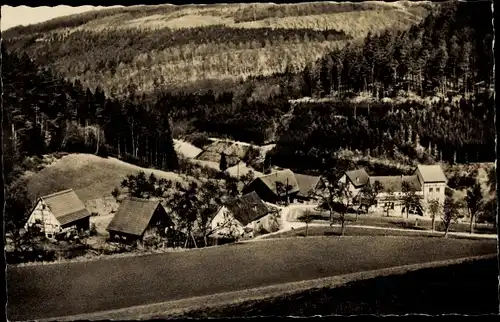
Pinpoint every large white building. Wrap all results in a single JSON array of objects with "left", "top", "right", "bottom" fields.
[{"left": 341, "top": 165, "right": 447, "bottom": 216}]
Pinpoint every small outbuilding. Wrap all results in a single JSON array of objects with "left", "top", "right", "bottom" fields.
[
  {"left": 24, "top": 189, "right": 91, "bottom": 238},
  {"left": 106, "top": 197, "right": 173, "bottom": 243}
]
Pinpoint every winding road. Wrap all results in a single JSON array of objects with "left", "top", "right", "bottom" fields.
[{"left": 7, "top": 236, "right": 496, "bottom": 321}]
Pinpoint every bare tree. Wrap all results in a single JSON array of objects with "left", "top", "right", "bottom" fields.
[
  {"left": 427, "top": 198, "right": 441, "bottom": 231},
  {"left": 298, "top": 209, "right": 315, "bottom": 237}
]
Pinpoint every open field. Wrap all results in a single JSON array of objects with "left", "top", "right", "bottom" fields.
[
  {"left": 262, "top": 225, "right": 497, "bottom": 241},
  {"left": 7, "top": 236, "right": 496, "bottom": 320},
  {"left": 176, "top": 257, "right": 499, "bottom": 317},
  {"left": 23, "top": 153, "right": 187, "bottom": 202}
]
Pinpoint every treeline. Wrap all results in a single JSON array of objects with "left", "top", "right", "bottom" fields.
[
  {"left": 302, "top": 1, "right": 494, "bottom": 98},
  {"left": 233, "top": 2, "right": 405, "bottom": 23},
  {"left": 269, "top": 93, "right": 495, "bottom": 173},
  {"left": 154, "top": 85, "right": 293, "bottom": 145},
  {"left": 2, "top": 4, "right": 183, "bottom": 37},
  {"left": 6, "top": 26, "right": 348, "bottom": 70},
  {"left": 2, "top": 46, "right": 179, "bottom": 187}
]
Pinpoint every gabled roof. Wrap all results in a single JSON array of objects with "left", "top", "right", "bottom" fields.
[
  {"left": 416, "top": 165, "right": 447, "bottom": 183},
  {"left": 225, "top": 192, "right": 270, "bottom": 226},
  {"left": 345, "top": 169, "right": 370, "bottom": 187},
  {"left": 106, "top": 197, "right": 167, "bottom": 236},
  {"left": 369, "top": 175, "right": 422, "bottom": 193},
  {"left": 39, "top": 189, "right": 90, "bottom": 226},
  {"left": 294, "top": 173, "right": 322, "bottom": 198},
  {"left": 256, "top": 169, "right": 300, "bottom": 196}
]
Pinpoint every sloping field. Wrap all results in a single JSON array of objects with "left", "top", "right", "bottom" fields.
[
  {"left": 7, "top": 236, "right": 496, "bottom": 320},
  {"left": 23, "top": 153, "right": 186, "bottom": 202}
]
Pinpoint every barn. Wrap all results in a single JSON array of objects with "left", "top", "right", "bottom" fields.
[
  {"left": 106, "top": 197, "right": 173, "bottom": 244},
  {"left": 24, "top": 189, "right": 91, "bottom": 238},
  {"left": 242, "top": 169, "right": 300, "bottom": 204}
]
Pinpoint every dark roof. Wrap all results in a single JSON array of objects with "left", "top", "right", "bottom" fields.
[
  {"left": 106, "top": 197, "right": 166, "bottom": 236},
  {"left": 345, "top": 169, "right": 370, "bottom": 187},
  {"left": 416, "top": 165, "right": 447, "bottom": 183},
  {"left": 196, "top": 150, "right": 240, "bottom": 167},
  {"left": 225, "top": 192, "right": 269, "bottom": 226},
  {"left": 256, "top": 169, "right": 300, "bottom": 196},
  {"left": 294, "top": 173, "right": 321, "bottom": 197},
  {"left": 40, "top": 189, "right": 90, "bottom": 226},
  {"left": 369, "top": 175, "right": 422, "bottom": 193}
]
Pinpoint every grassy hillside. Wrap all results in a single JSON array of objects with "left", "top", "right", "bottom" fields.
[
  {"left": 3, "top": 1, "right": 433, "bottom": 96},
  {"left": 22, "top": 153, "right": 186, "bottom": 202}
]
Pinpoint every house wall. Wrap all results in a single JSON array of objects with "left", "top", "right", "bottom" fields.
[
  {"left": 25, "top": 200, "right": 61, "bottom": 237},
  {"left": 251, "top": 212, "right": 282, "bottom": 234},
  {"left": 211, "top": 206, "right": 245, "bottom": 238},
  {"left": 61, "top": 216, "right": 90, "bottom": 232},
  {"left": 339, "top": 174, "right": 362, "bottom": 198}
]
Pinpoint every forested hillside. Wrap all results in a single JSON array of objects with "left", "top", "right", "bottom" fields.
[
  {"left": 2, "top": 47, "right": 179, "bottom": 188},
  {"left": 3, "top": 1, "right": 433, "bottom": 96},
  {"left": 268, "top": 0, "right": 495, "bottom": 171}
]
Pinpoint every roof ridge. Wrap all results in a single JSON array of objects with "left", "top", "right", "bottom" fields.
[
  {"left": 126, "top": 197, "right": 161, "bottom": 203},
  {"left": 40, "top": 189, "right": 74, "bottom": 199}
]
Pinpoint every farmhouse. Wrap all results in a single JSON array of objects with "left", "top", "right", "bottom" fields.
[
  {"left": 211, "top": 192, "right": 277, "bottom": 238},
  {"left": 242, "top": 169, "right": 300, "bottom": 204},
  {"left": 294, "top": 173, "right": 323, "bottom": 203},
  {"left": 24, "top": 189, "right": 91, "bottom": 238},
  {"left": 344, "top": 164, "right": 447, "bottom": 216},
  {"left": 106, "top": 197, "right": 173, "bottom": 243}
]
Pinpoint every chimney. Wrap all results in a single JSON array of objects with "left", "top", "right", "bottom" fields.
[{"left": 356, "top": 176, "right": 359, "bottom": 183}]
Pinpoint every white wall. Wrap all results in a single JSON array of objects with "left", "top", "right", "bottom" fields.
[
  {"left": 25, "top": 200, "right": 61, "bottom": 236},
  {"left": 211, "top": 206, "right": 245, "bottom": 237}
]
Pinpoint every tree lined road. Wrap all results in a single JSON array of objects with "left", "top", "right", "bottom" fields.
[{"left": 7, "top": 236, "right": 497, "bottom": 321}]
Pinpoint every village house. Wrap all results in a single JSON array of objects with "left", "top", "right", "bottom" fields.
[
  {"left": 106, "top": 197, "right": 173, "bottom": 244},
  {"left": 211, "top": 192, "right": 278, "bottom": 239},
  {"left": 338, "top": 168, "right": 370, "bottom": 198},
  {"left": 294, "top": 173, "right": 323, "bottom": 203},
  {"left": 24, "top": 189, "right": 91, "bottom": 238},
  {"left": 242, "top": 169, "right": 300, "bottom": 204},
  {"left": 343, "top": 165, "right": 447, "bottom": 217}
]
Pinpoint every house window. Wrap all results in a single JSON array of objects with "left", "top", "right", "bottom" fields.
[
  {"left": 47, "top": 233, "right": 53, "bottom": 238},
  {"left": 436, "top": 187, "right": 440, "bottom": 193},
  {"left": 429, "top": 187, "right": 433, "bottom": 193}
]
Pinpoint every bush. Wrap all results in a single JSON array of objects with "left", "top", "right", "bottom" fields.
[
  {"left": 185, "top": 132, "right": 211, "bottom": 149},
  {"left": 89, "top": 223, "right": 98, "bottom": 236}
]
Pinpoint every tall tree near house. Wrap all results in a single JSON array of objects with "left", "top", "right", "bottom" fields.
[
  {"left": 402, "top": 181, "right": 420, "bottom": 219},
  {"left": 313, "top": 167, "right": 352, "bottom": 236},
  {"left": 219, "top": 152, "right": 228, "bottom": 172},
  {"left": 358, "top": 180, "right": 382, "bottom": 214},
  {"left": 275, "top": 180, "right": 294, "bottom": 206},
  {"left": 442, "top": 194, "right": 459, "bottom": 237},
  {"left": 427, "top": 198, "right": 441, "bottom": 232},
  {"left": 465, "top": 182, "right": 483, "bottom": 234}
]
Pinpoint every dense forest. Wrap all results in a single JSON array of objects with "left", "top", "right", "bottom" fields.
[
  {"left": 302, "top": 1, "right": 494, "bottom": 98},
  {"left": 2, "top": 46, "right": 179, "bottom": 188},
  {"left": 3, "top": 1, "right": 494, "bottom": 175}
]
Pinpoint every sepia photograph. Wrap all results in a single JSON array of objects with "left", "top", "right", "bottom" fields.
[{"left": 2, "top": 0, "right": 497, "bottom": 320}]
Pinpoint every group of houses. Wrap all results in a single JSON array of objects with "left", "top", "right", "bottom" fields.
[{"left": 24, "top": 164, "right": 447, "bottom": 244}]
